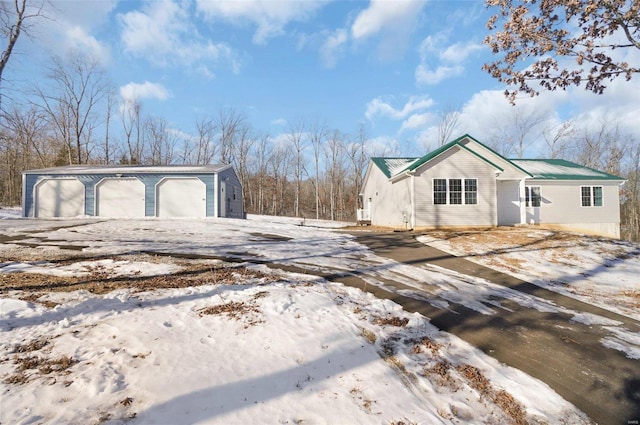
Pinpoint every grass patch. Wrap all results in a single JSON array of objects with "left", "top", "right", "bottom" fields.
[
  {"left": 456, "top": 364, "right": 528, "bottom": 425},
  {"left": 373, "top": 315, "right": 409, "bottom": 327}
]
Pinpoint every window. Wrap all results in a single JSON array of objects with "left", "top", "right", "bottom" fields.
[
  {"left": 433, "top": 178, "right": 477, "bottom": 205},
  {"left": 449, "top": 179, "right": 462, "bottom": 204},
  {"left": 465, "top": 179, "right": 477, "bottom": 205},
  {"left": 581, "top": 186, "right": 603, "bottom": 207},
  {"left": 434, "top": 179, "right": 447, "bottom": 205},
  {"left": 525, "top": 186, "right": 541, "bottom": 207}
]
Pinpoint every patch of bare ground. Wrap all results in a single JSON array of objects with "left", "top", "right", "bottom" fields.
[
  {"left": 4, "top": 353, "right": 77, "bottom": 385},
  {"left": 456, "top": 364, "right": 528, "bottom": 425},
  {"left": 0, "top": 254, "right": 279, "bottom": 295},
  {"left": 373, "top": 315, "right": 410, "bottom": 327},
  {"left": 197, "top": 291, "right": 268, "bottom": 327}
]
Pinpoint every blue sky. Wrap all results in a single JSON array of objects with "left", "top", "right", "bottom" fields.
[{"left": 6, "top": 0, "right": 640, "bottom": 158}]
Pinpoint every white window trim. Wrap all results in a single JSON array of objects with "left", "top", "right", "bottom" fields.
[
  {"left": 525, "top": 186, "right": 541, "bottom": 208},
  {"left": 432, "top": 178, "right": 478, "bottom": 206},
  {"left": 580, "top": 185, "right": 604, "bottom": 207}
]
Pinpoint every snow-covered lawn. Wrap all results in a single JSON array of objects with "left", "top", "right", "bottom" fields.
[
  {"left": 0, "top": 212, "right": 631, "bottom": 424},
  {"left": 417, "top": 228, "right": 640, "bottom": 321}
]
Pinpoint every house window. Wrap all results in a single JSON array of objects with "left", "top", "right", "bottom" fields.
[
  {"left": 449, "top": 179, "right": 462, "bottom": 204},
  {"left": 434, "top": 179, "right": 447, "bottom": 205},
  {"left": 433, "top": 178, "right": 478, "bottom": 205},
  {"left": 525, "top": 186, "right": 541, "bottom": 207},
  {"left": 581, "top": 186, "right": 603, "bottom": 207},
  {"left": 465, "top": 179, "right": 477, "bottom": 205}
]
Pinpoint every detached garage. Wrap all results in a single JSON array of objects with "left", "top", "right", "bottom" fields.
[{"left": 22, "top": 165, "right": 244, "bottom": 219}]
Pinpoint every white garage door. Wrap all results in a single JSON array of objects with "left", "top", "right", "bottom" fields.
[
  {"left": 35, "top": 178, "right": 85, "bottom": 218},
  {"left": 96, "top": 178, "right": 146, "bottom": 218},
  {"left": 156, "top": 177, "right": 206, "bottom": 218}
]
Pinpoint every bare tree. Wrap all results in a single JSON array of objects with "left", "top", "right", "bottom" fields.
[
  {"left": 231, "top": 124, "right": 254, "bottom": 210},
  {"left": 345, "top": 123, "right": 368, "bottom": 210},
  {"left": 543, "top": 119, "right": 575, "bottom": 159},
  {"left": 216, "top": 107, "right": 245, "bottom": 164},
  {"left": 0, "top": 0, "right": 47, "bottom": 109},
  {"left": 308, "top": 119, "right": 327, "bottom": 219},
  {"left": 489, "top": 106, "right": 548, "bottom": 157},
  {"left": 287, "top": 119, "right": 307, "bottom": 217},
  {"left": 144, "top": 115, "right": 176, "bottom": 165},
  {"left": 435, "top": 105, "right": 461, "bottom": 146},
  {"left": 35, "top": 53, "right": 108, "bottom": 164},
  {"left": 572, "top": 119, "right": 628, "bottom": 175},
  {"left": 194, "top": 116, "right": 217, "bottom": 165},
  {"left": 484, "top": 0, "right": 640, "bottom": 102},
  {"left": 121, "top": 98, "right": 141, "bottom": 164}
]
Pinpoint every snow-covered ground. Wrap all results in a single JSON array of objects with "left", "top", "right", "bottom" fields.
[
  {"left": 0, "top": 211, "right": 634, "bottom": 424},
  {"left": 417, "top": 229, "right": 640, "bottom": 321}
]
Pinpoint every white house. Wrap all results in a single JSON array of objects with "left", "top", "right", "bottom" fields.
[
  {"left": 22, "top": 165, "right": 244, "bottom": 219},
  {"left": 359, "top": 134, "right": 625, "bottom": 238}
]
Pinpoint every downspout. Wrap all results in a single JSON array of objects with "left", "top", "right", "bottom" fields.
[
  {"left": 410, "top": 173, "right": 416, "bottom": 229},
  {"left": 519, "top": 179, "right": 526, "bottom": 224},
  {"left": 213, "top": 172, "right": 219, "bottom": 218}
]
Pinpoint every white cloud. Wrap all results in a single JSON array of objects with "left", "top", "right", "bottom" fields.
[
  {"left": 351, "top": 0, "right": 424, "bottom": 41},
  {"left": 63, "top": 26, "right": 111, "bottom": 64},
  {"left": 271, "top": 118, "right": 288, "bottom": 126},
  {"left": 118, "top": 0, "right": 237, "bottom": 70},
  {"left": 440, "top": 41, "right": 484, "bottom": 64},
  {"left": 350, "top": 0, "right": 425, "bottom": 60},
  {"left": 119, "top": 81, "right": 171, "bottom": 103},
  {"left": 196, "top": 0, "right": 328, "bottom": 44},
  {"left": 415, "top": 33, "right": 483, "bottom": 85},
  {"left": 365, "top": 96, "right": 434, "bottom": 121},
  {"left": 320, "top": 28, "right": 348, "bottom": 68},
  {"left": 415, "top": 64, "right": 464, "bottom": 85},
  {"left": 400, "top": 112, "right": 434, "bottom": 132},
  {"left": 32, "top": 1, "right": 114, "bottom": 63}
]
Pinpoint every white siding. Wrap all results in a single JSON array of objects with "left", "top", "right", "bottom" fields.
[
  {"left": 497, "top": 180, "right": 521, "bottom": 225},
  {"left": 362, "top": 164, "right": 411, "bottom": 227},
  {"left": 413, "top": 147, "right": 497, "bottom": 227},
  {"left": 460, "top": 138, "right": 529, "bottom": 180},
  {"left": 526, "top": 180, "right": 621, "bottom": 238}
]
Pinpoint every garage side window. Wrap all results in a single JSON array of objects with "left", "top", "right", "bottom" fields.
[
  {"left": 581, "top": 186, "right": 603, "bottom": 207},
  {"left": 525, "top": 186, "right": 541, "bottom": 207}
]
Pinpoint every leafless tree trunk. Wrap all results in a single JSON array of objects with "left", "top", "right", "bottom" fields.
[
  {"left": 217, "top": 107, "right": 244, "bottom": 164},
  {"left": 543, "top": 120, "right": 574, "bottom": 159},
  {"left": 35, "top": 53, "right": 107, "bottom": 164},
  {"left": 194, "top": 116, "right": 217, "bottom": 165},
  {"left": 435, "top": 105, "right": 461, "bottom": 146},
  {"left": 308, "top": 119, "right": 327, "bottom": 219},
  {"left": 0, "top": 0, "right": 46, "bottom": 110},
  {"left": 121, "top": 98, "right": 141, "bottom": 164},
  {"left": 489, "top": 106, "right": 549, "bottom": 158},
  {"left": 287, "top": 119, "right": 306, "bottom": 217}
]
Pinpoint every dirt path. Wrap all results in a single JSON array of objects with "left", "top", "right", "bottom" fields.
[{"left": 347, "top": 231, "right": 640, "bottom": 425}]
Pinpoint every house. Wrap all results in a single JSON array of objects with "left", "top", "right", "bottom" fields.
[
  {"left": 22, "top": 165, "right": 244, "bottom": 219},
  {"left": 358, "top": 134, "right": 625, "bottom": 238}
]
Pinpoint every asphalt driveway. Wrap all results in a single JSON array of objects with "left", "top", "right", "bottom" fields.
[{"left": 345, "top": 231, "right": 640, "bottom": 425}]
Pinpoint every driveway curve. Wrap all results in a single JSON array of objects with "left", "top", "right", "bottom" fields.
[{"left": 346, "top": 231, "right": 640, "bottom": 425}]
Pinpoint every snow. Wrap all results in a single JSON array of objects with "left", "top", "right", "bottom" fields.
[
  {"left": 417, "top": 230, "right": 640, "bottom": 321},
  {"left": 0, "top": 214, "right": 630, "bottom": 424}
]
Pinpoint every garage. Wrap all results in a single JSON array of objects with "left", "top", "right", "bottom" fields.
[
  {"left": 156, "top": 177, "right": 206, "bottom": 218},
  {"left": 23, "top": 165, "right": 244, "bottom": 219},
  {"left": 35, "top": 178, "right": 85, "bottom": 218},
  {"left": 95, "top": 178, "right": 145, "bottom": 218}
]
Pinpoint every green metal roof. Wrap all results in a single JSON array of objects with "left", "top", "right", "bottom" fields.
[
  {"left": 510, "top": 159, "right": 625, "bottom": 180},
  {"left": 393, "top": 134, "right": 505, "bottom": 176},
  {"left": 370, "top": 157, "right": 419, "bottom": 178},
  {"left": 369, "top": 134, "right": 622, "bottom": 182}
]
